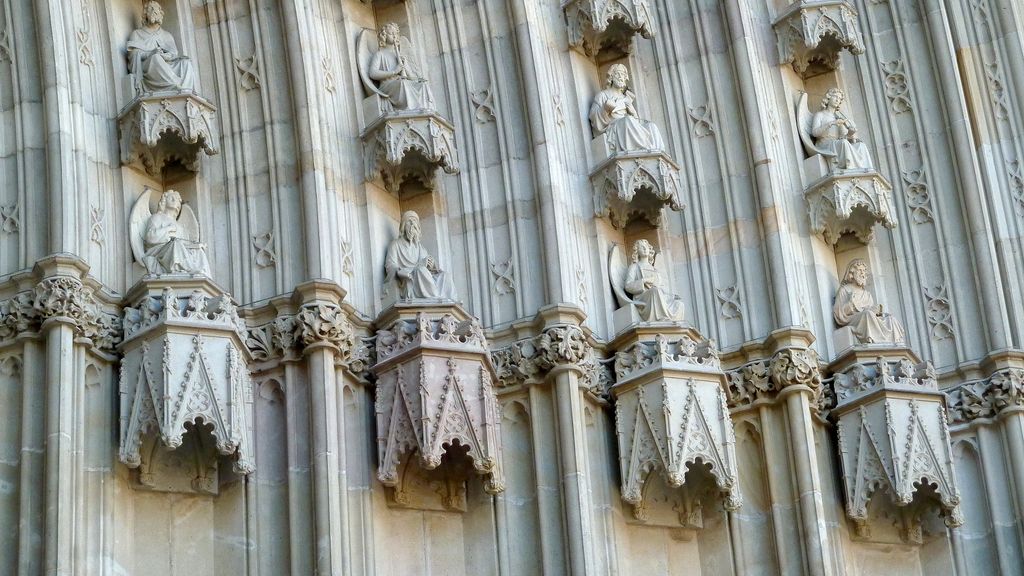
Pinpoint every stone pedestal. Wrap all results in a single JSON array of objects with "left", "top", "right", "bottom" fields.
[
  {"left": 361, "top": 96, "right": 459, "bottom": 193},
  {"left": 118, "top": 276, "right": 254, "bottom": 494},
  {"left": 563, "top": 0, "right": 655, "bottom": 59},
  {"left": 372, "top": 301, "right": 504, "bottom": 509},
  {"left": 830, "top": 347, "right": 962, "bottom": 542},
  {"left": 609, "top": 324, "right": 740, "bottom": 528},
  {"left": 118, "top": 91, "right": 220, "bottom": 175},
  {"left": 590, "top": 138, "right": 683, "bottom": 228},
  {"left": 774, "top": 0, "right": 865, "bottom": 77},
  {"left": 804, "top": 165, "right": 896, "bottom": 245}
]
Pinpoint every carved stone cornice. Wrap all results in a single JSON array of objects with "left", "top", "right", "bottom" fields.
[
  {"left": 0, "top": 275, "right": 121, "bottom": 352},
  {"left": 947, "top": 368, "right": 1024, "bottom": 424},
  {"left": 563, "top": 0, "right": 655, "bottom": 60},
  {"left": 774, "top": 0, "right": 865, "bottom": 78},
  {"left": 362, "top": 109, "right": 459, "bottom": 193},
  {"left": 491, "top": 323, "right": 610, "bottom": 393},
  {"left": 805, "top": 171, "right": 897, "bottom": 245},
  {"left": 118, "top": 92, "right": 220, "bottom": 175}
]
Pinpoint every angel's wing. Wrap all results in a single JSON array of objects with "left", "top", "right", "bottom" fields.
[
  {"left": 796, "top": 91, "right": 833, "bottom": 158},
  {"left": 177, "top": 203, "right": 201, "bottom": 243},
  {"left": 608, "top": 243, "right": 633, "bottom": 308},
  {"left": 357, "top": 29, "right": 388, "bottom": 98},
  {"left": 128, "top": 188, "right": 156, "bottom": 265}
]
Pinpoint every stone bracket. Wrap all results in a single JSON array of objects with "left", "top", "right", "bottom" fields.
[
  {"left": 831, "top": 348, "right": 962, "bottom": 542},
  {"left": 563, "top": 0, "right": 655, "bottom": 60},
  {"left": 611, "top": 327, "right": 741, "bottom": 525},
  {"left": 805, "top": 170, "right": 896, "bottom": 245},
  {"left": 774, "top": 0, "right": 865, "bottom": 77},
  {"left": 591, "top": 152, "right": 683, "bottom": 229},
  {"left": 362, "top": 111, "right": 459, "bottom": 193},
  {"left": 118, "top": 91, "right": 220, "bottom": 176}
]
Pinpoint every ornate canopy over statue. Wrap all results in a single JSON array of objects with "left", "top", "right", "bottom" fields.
[
  {"left": 357, "top": 23, "right": 435, "bottom": 113},
  {"left": 385, "top": 211, "right": 457, "bottom": 301},
  {"left": 833, "top": 259, "right": 905, "bottom": 346},
  {"left": 590, "top": 64, "right": 664, "bottom": 154},
  {"left": 127, "top": 1, "right": 195, "bottom": 95},
  {"left": 129, "top": 188, "right": 211, "bottom": 276},
  {"left": 609, "top": 240, "right": 684, "bottom": 327}
]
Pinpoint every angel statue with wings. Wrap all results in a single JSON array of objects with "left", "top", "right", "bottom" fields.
[
  {"left": 385, "top": 211, "right": 456, "bottom": 301},
  {"left": 796, "top": 88, "right": 873, "bottom": 172},
  {"left": 610, "top": 240, "right": 684, "bottom": 323},
  {"left": 126, "top": 1, "right": 196, "bottom": 95},
  {"left": 590, "top": 64, "right": 664, "bottom": 154},
  {"left": 130, "top": 189, "right": 210, "bottom": 276},
  {"left": 358, "top": 22, "right": 435, "bottom": 112}
]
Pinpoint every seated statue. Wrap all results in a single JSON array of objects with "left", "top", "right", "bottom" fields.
[
  {"left": 611, "top": 240, "right": 684, "bottom": 323},
  {"left": 130, "top": 189, "right": 211, "bottom": 276},
  {"left": 385, "top": 211, "right": 456, "bottom": 300},
  {"left": 127, "top": 1, "right": 196, "bottom": 94},
  {"left": 362, "top": 22, "right": 435, "bottom": 112},
  {"left": 590, "top": 64, "right": 664, "bottom": 153},
  {"left": 809, "top": 88, "right": 873, "bottom": 171},
  {"left": 833, "top": 259, "right": 905, "bottom": 345}
]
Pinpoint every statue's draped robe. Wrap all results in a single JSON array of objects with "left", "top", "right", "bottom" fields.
[
  {"left": 143, "top": 213, "right": 211, "bottom": 275},
  {"left": 811, "top": 109, "right": 873, "bottom": 171},
  {"left": 385, "top": 237, "right": 456, "bottom": 300},
  {"left": 833, "top": 283, "right": 905, "bottom": 344},
  {"left": 624, "top": 262, "right": 684, "bottom": 322},
  {"left": 590, "top": 89, "right": 664, "bottom": 152},
  {"left": 368, "top": 46, "right": 434, "bottom": 111},
  {"left": 127, "top": 26, "right": 195, "bottom": 93}
]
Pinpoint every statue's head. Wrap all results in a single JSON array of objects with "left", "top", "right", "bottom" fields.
[
  {"left": 157, "top": 189, "right": 183, "bottom": 217},
  {"left": 842, "top": 258, "right": 870, "bottom": 288},
  {"left": 378, "top": 22, "right": 401, "bottom": 48},
  {"left": 400, "top": 211, "right": 421, "bottom": 243},
  {"left": 631, "top": 239, "right": 655, "bottom": 265},
  {"left": 606, "top": 64, "right": 630, "bottom": 89},
  {"left": 142, "top": 1, "right": 164, "bottom": 26},
  {"left": 821, "top": 87, "right": 845, "bottom": 111}
]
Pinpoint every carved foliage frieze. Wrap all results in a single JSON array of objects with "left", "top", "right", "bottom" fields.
[
  {"left": 947, "top": 368, "right": 1024, "bottom": 424},
  {"left": 245, "top": 303, "right": 370, "bottom": 376},
  {"left": 491, "top": 324, "right": 611, "bottom": 393},
  {"left": 726, "top": 348, "right": 825, "bottom": 411},
  {"left": 563, "top": 0, "right": 655, "bottom": 59},
  {"left": 774, "top": 0, "right": 865, "bottom": 77},
  {"left": 118, "top": 93, "right": 220, "bottom": 175},
  {"left": 0, "top": 277, "right": 120, "bottom": 351}
]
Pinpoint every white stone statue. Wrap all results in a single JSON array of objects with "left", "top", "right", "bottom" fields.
[
  {"left": 127, "top": 1, "right": 196, "bottom": 95},
  {"left": 130, "top": 188, "right": 211, "bottom": 276},
  {"left": 590, "top": 64, "right": 664, "bottom": 153},
  {"left": 385, "top": 211, "right": 456, "bottom": 300},
  {"left": 797, "top": 88, "right": 873, "bottom": 172},
  {"left": 610, "top": 240, "right": 684, "bottom": 323},
  {"left": 358, "top": 23, "right": 435, "bottom": 112},
  {"left": 833, "top": 259, "right": 905, "bottom": 345}
]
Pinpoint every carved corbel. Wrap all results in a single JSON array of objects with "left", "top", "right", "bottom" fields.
[
  {"left": 563, "top": 0, "right": 655, "bottom": 60},
  {"left": 947, "top": 368, "right": 1024, "bottom": 424},
  {"left": 805, "top": 172, "right": 897, "bottom": 245},
  {"left": 362, "top": 112, "right": 459, "bottom": 193},
  {"left": 774, "top": 0, "right": 865, "bottom": 77},
  {"left": 118, "top": 93, "right": 220, "bottom": 175},
  {"left": 590, "top": 152, "right": 684, "bottom": 229},
  {"left": 491, "top": 323, "right": 610, "bottom": 394},
  {"left": 831, "top": 349, "right": 962, "bottom": 542},
  {"left": 0, "top": 276, "right": 120, "bottom": 353}
]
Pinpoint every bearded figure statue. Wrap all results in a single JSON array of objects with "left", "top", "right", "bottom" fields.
[
  {"left": 384, "top": 211, "right": 457, "bottom": 300},
  {"left": 833, "top": 259, "right": 905, "bottom": 345},
  {"left": 127, "top": 1, "right": 196, "bottom": 94},
  {"left": 589, "top": 64, "right": 664, "bottom": 153}
]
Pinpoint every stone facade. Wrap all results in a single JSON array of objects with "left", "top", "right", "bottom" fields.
[{"left": 1, "top": 0, "right": 1023, "bottom": 575}]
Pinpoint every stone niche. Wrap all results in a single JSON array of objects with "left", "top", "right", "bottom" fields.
[
  {"left": 609, "top": 324, "right": 741, "bottom": 529},
  {"left": 591, "top": 139, "right": 684, "bottom": 229},
  {"left": 118, "top": 92, "right": 220, "bottom": 176},
  {"left": 804, "top": 161, "right": 897, "bottom": 245},
  {"left": 118, "top": 276, "right": 254, "bottom": 495},
  {"left": 563, "top": 0, "right": 655, "bottom": 60},
  {"left": 830, "top": 346, "right": 962, "bottom": 543},
  {"left": 372, "top": 301, "right": 504, "bottom": 510},
  {"left": 774, "top": 0, "right": 865, "bottom": 78}
]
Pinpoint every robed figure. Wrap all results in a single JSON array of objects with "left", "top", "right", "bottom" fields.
[
  {"left": 127, "top": 1, "right": 196, "bottom": 94},
  {"left": 364, "top": 22, "right": 434, "bottom": 111},
  {"left": 833, "top": 259, "right": 905, "bottom": 345},
  {"left": 130, "top": 189, "right": 211, "bottom": 276},
  {"left": 620, "top": 240, "right": 684, "bottom": 323},
  {"left": 590, "top": 64, "right": 664, "bottom": 153},
  {"left": 385, "top": 211, "right": 456, "bottom": 300},
  {"left": 810, "top": 88, "right": 873, "bottom": 171}
]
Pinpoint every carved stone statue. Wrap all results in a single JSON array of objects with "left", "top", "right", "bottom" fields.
[
  {"left": 359, "top": 22, "right": 435, "bottom": 112},
  {"left": 127, "top": 1, "right": 196, "bottom": 94},
  {"left": 590, "top": 64, "right": 664, "bottom": 153},
  {"left": 833, "top": 259, "right": 905, "bottom": 345},
  {"left": 611, "top": 240, "right": 684, "bottom": 323},
  {"left": 798, "top": 88, "right": 873, "bottom": 172},
  {"left": 385, "top": 211, "right": 456, "bottom": 300},
  {"left": 130, "top": 189, "right": 211, "bottom": 276}
]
